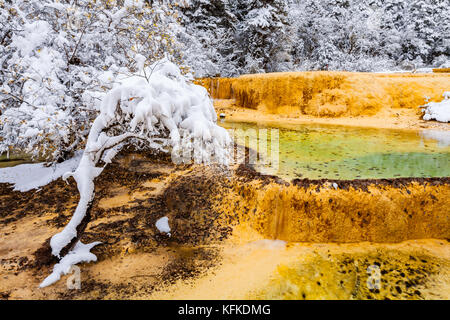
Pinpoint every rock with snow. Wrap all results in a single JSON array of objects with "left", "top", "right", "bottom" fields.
[
  {"left": 421, "top": 92, "right": 450, "bottom": 123},
  {"left": 155, "top": 216, "right": 171, "bottom": 236}
]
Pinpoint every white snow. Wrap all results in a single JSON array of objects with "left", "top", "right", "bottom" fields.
[
  {"left": 98, "top": 70, "right": 115, "bottom": 85},
  {"left": 12, "top": 20, "right": 51, "bottom": 56},
  {"left": 421, "top": 92, "right": 450, "bottom": 123},
  {"left": 415, "top": 68, "right": 433, "bottom": 73},
  {"left": 50, "top": 151, "right": 104, "bottom": 257},
  {"left": 0, "top": 152, "right": 82, "bottom": 192},
  {"left": 39, "top": 241, "right": 101, "bottom": 288},
  {"left": 155, "top": 216, "right": 171, "bottom": 236},
  {"left": 134, "top": 54, "right": 146, "bottom": 72}
]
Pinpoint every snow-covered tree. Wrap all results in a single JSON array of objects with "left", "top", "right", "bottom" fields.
[
  {"left": 409, "top": 0, "right": 450, "bottom": 64},
  {"left": 41, "top": 59, "right": 231, "bottom": 287},
  {"left": 230, "top": 0, "right": 291, "bottom": 73},
  {"left": 0, "top": 0, "right": 184, "bottom": 162},
  {"left": 177, "top": 0, "right": 238, "bottom": 77}
]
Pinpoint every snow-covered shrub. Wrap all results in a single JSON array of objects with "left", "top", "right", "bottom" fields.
[
  {"left": 41, "top": 59, "right": 231, "bottom": 287},
  {"left": 0, "top": 0, "right": 184, "bottom": 162},
  {"left": 421, "top": 92, "right": 450, "bottom": 123}
]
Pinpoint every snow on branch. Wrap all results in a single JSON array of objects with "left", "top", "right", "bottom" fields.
[{"left": 41, "top": 59, "right": 231, "bottom": 287}]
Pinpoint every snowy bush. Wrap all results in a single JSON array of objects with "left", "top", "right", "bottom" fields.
[
  {"left": 0, "top": 0, "right": 185, "bottom": 162},
  {"left": 421, "top": 92, "right": 450, "bottom": 123},
  {"left": 41, "top": 59, "right": 231, "bottom": 287}
]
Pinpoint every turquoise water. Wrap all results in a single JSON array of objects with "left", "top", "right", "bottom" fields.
[{"left": 220, "top": 120, "right": 450, "bottom": 180}]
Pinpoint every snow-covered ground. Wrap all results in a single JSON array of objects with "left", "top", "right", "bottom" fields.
[
  {"left": 374, "top": 68, "right": 434, "bottom": 74},
  {"left": 0, "top": 152, "right": 82, "bottom": 192},
  {"left": 421, "top": 92, "right": 450, "bottom": 123}
]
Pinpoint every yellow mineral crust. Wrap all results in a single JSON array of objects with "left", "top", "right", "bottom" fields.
[
  {"left": 216, "top": 178, "right": 450, "bottom": 243},
  {"left": 197, "top": 72, "right": 450, "bottom": 117}
]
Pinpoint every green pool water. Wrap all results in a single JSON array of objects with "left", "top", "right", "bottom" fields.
[
  {"left": 0, "top": 153, "right": 32, "bottom": 168},
  {"left": 220, "top": 120, "right": 450, "bottom": 180}
]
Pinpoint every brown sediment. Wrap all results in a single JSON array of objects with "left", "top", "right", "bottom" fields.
[
  {"left": 291, "top": 177, "right": 450, "bottom": 191},
  {"left": 0, "top": 151, "right": 225, "bottom": 299},
  {"left": 236, "top": 162, "right": 450, "bottom": 190},
  {"left": 0, "top": 150, "right": 449, "bottom": 299},
  {"left": 197, "top": 72, "right": 450, "bottom": 117}
]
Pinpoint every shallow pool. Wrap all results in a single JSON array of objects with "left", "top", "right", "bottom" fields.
[
  {"left": 0, "top": 154, "right": 32, "bottom": 168},
  {"left": 220, "top": 120, "right": 450, "bottom": 180}
]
